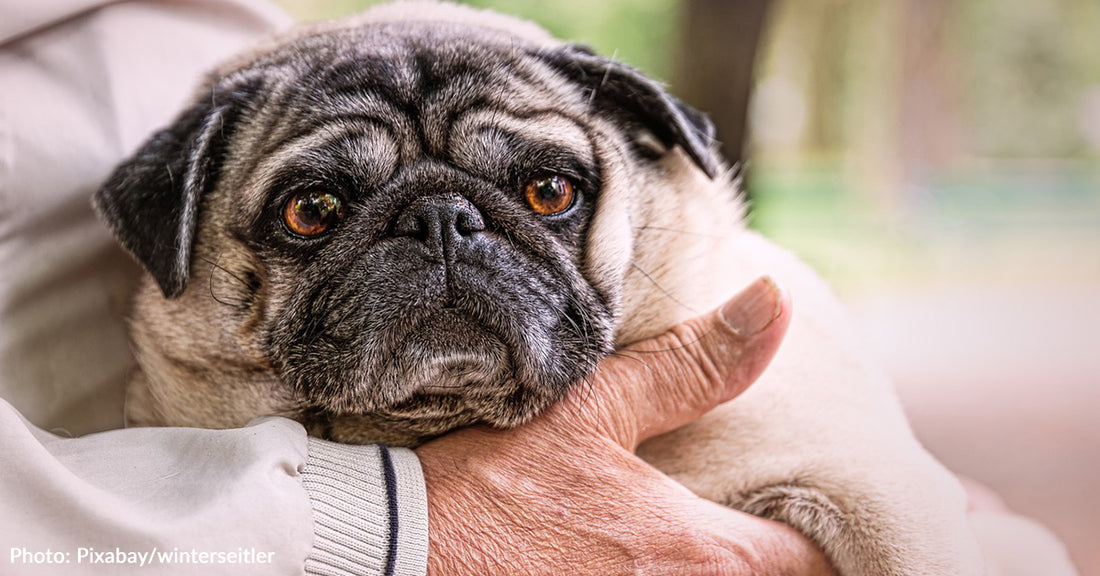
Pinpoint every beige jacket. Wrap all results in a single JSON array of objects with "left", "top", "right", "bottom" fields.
[{"left": 0, "top": 2, "right": 427, "bottom": 574}]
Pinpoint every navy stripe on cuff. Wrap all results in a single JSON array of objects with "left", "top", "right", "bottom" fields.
[{"left": 379, "top": 444, "right": 400, "bottom": 576}]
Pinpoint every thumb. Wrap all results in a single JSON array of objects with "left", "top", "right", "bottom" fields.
[{"left": 570, "top": 276, "right": 790, "bottom": 450}]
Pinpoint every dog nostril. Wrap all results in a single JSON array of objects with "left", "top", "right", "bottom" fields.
[
  {"left": 455, "top": 208, "right": 485, "bottom": 236},
  {"left": 393, "top": 208, "right": 430, "bottom": 241}
]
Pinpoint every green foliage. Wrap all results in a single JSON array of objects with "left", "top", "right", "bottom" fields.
[
  {"left": 459, "top": 0, "right": 678, "bottom": 81},
  {"left": 950, "top": 0, "right": 1100, "bottom": 158},
  {"left": 277, "top": 0, "right": 678, "bottom": 79}
]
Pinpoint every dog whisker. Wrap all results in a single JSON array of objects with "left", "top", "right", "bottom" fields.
[
  {"left": 632, "top": 224, "right": 725, "bottom": 239},
  {"left": 197, "top": 253, "right": 251, "bottom": 308},
  {"left": 629, "top": 261, "right": 697, "bottom": 315}
]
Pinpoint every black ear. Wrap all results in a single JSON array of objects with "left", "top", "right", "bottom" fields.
[
  {"left": 540, "top": 44, "right": 720, "bottom": 179},
  {"left": 93, "top": 80, "right": 259, "bottom": 298}
]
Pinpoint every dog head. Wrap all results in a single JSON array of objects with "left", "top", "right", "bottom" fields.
[{"left": 95, "top": 2, "right": 732, "bottom": 445}]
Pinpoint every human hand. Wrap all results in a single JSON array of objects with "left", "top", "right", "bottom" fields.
[{"left": 417, "top": 277, "right": 837, "bottom": 575}]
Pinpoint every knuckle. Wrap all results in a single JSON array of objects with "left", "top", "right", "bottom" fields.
[
  {"left": 649, "top": 519, "right": 758, "bottom": 576},
  {"left": 681, "top": 538, "right": 757, "bottom": 576},
  {"left": 663, "top": 321, "right": 732, "bottom": 397}
]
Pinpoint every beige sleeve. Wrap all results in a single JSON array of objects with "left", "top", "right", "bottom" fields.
[
  {"left": 0, "top": 400, "right": 314, "bottom": 574},
  {"left": 0, "top": 401, "right": 428, "bottom": 576},
  {"left": 0, "top": 0, "right": 292, "bottom": 436}
]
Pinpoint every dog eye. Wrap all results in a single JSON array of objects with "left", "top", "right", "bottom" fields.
[
  {"left": 524, "top": 176, "right": 575, "bottom": 216},
  {"left": 283, "top": 190, "right": 346, "bottom": 237}
]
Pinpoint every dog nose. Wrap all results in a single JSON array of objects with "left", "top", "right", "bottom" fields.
[{"left": 391, "top": 195, "right": 486, "bottom": 254}]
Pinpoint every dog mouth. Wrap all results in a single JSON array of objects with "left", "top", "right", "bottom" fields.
[
  {"left": 296, "top": 294, "right": 573, "bottom": 443},
  {"left": 375, "top": 308, "right": 515, "bottom": 400},
  {"left": 282, "top": 252, "right": 608, "bottom": 444}
]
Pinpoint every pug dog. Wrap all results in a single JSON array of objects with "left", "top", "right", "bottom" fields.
[{"left": 93, "top": 2, "right": 986, "bottom": 575}]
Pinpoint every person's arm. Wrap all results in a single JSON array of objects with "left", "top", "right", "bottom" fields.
[{"left": 0, "top": 401, "right": 429, "bottom": 576}]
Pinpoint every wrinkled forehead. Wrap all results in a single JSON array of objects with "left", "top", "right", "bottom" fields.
[{"left": 231, "top": 21, "right": 594, "bottom": 170}]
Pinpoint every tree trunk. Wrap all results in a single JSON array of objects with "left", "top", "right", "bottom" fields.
[{"left": 676, "top": 0, "right": 772, "bottom": 169}]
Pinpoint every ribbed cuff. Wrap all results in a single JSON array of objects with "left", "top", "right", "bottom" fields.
[{"left": 301, "top": 440, "right": 428, "bottom": 576}]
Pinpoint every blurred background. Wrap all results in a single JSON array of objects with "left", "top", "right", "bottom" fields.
[{"left": 280, "top": 0, "right": 1099, "bottom": 572}]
